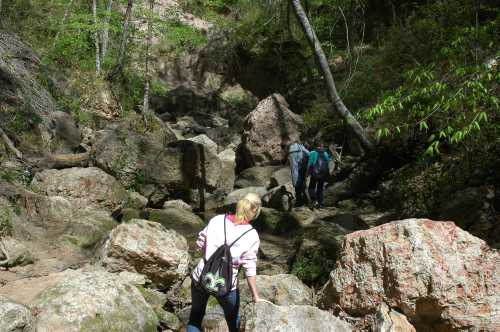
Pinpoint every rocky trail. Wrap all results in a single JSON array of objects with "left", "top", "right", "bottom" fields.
[{"left": 0, "top": 3, "right": 499, "bottom": 331}]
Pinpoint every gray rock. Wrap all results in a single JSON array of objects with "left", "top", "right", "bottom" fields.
[
  {"left": 188, "top": 134, "right": 218, "bottom": 156},
  {"left": 128, "top": 192, "right": 149, "bottom": 209},
  {"left": 0, "top": 295, "right": 34, "bottom": 332},
  {"left": 373, "top": 303, "right": 416, "bottom": 332},
  {"left": 234, "top": 166, "right": 282, "bottom": 189},
  {"left": 241, "top": 302, "right": 352, "bottom": 332},
  {"left": 269, "top": 167, "right": 292, "bottom": 188},
  {"left": 239, "top": 274, "right": 312, "bottom": 307},
  {"left": 147, "top": 207, "right": 205, "bottom": 246},
  {"left": 101, "top": 219, "right": 190, "bottom": 289},
  {"left": 64, "top": 208, "right": 118, "bottom": 251},
  {"left": 163, "top": 200, "right": 193, "bottom": 211},
  {"left": 31, "top": 167, "right": 127, "bottom": 211},
  {"left": 0, "top": 238, "right": 34, "bottom": 268},
  {"left": 263, "top": 184, "right": 294, "bottom": 212},
  {"left": 31, "top": 270, "right": 159, "bottom": 332}
]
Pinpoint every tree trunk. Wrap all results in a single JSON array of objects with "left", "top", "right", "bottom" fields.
[
  {"left": 142, "top": 0, "right": 153, "bottom": 122},
  {"left": 0, "top": 0, "right": 3, "bottom": 27},
  {"left": 32, "top": 153, "right": 90, "bottom": 170},
  {"left": 100, "top": 0, "right": 113, "bottom": 59},
  {"left": 92, "top": 0, "right": 101, "bottom": 75},
  {"left": 108, "top": 0, "right": 133, "bottom": 79},
  {"left": 0, "top": 127, "right": 23, "bottom": 159},
  {"left": 290, "top": 0, "right": 374, "bottom": 152}
]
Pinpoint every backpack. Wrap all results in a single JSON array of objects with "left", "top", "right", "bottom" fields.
[
  {"left": 312, "top": 151, "right": 329, "bottom": 179},
  {"left": 198, "top": 215, "right": 254, "bottom": 297}
]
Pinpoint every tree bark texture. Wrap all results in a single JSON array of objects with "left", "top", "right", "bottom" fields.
[
  {"left": 290, "top": 0, "right": 374, "bottom": 152},
  {"left": 143, "top": 0, "right": 153, "bottom": 120},
  {"left": 0, "top": 127, "right": 23, "bottom": 159},
  {"left": 100, "top": 0, "right": 113, "bottom": 59},
  {"left": 108, "top": 0, "right": 133, "bottom": 79},
  {"left": 92, "top": 0, "right": 101, "bottom": 74}
]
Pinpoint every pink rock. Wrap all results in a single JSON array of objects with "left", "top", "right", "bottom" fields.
[{"left": 320, "top": 219, "right": 500, "bottom": 331}]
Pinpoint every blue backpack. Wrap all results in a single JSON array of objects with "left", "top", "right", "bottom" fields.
[{"left": 312, "top": 152, "right": 329, "bottom": 179}]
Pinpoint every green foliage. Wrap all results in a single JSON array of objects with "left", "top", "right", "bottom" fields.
[
  {"left": 291, "top": 247, "right": 335, "bottom": 286},
  {"left": 365, "top": 16, "right": 499, "bottom": 156},
  {"left": 156, "top": 18, "right": 207, "bottom": 51},
  {"left": 0, "top": 209, "right": 13, "bottom": 238}
]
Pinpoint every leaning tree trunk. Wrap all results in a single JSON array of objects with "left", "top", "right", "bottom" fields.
[
  {"left": 290, "top": 0, "right": 374, "bottom": 152},
  {"left": 100, "top": 0, "right": 113, "bottom": 59},
  {"left": 92, "top": 0, "right": 101, "bottom": 75},
  {"left": 142, "top": 0, "right": 153, "bottom": 123},
  {"left": 108, "top": 0, "right": 133, "bottom": 79}
]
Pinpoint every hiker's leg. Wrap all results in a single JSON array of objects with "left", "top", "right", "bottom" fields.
[
  {"left": 317, "top": 179, "right": 325, "bottom": 207},
  {"left": 295, "top": 173, "right": 305, "bottom": 206},
  {"left": 217, "top": 288, "right": 240, "bottom": 332},
  {"left": 187, "top": 283, "right": 210, "bottom": 332},
  {"left": 308, "top": 177, "right": 317, "bottom": 203}
]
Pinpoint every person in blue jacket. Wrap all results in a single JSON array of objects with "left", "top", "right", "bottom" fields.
[
  {"left": 288, "top": 141, "right": 310, "bottom": 207},
  {"left": 307, "top": 142, "right": 330, "bottom": 208}
]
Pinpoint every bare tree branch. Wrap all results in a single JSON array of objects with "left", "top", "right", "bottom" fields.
[
  {"left": 92, "top": 0, "right": 101, "bottom": 75},
  {"left": 290, "top": 0, "right": 374, "bottom": 152}
]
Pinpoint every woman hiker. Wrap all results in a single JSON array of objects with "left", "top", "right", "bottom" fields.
[
  {"left": 307, "top": 141, "right": 331, "bottom": 208},
  {"left": 188, "top": 193, "right": 264, "bottom": 332}
]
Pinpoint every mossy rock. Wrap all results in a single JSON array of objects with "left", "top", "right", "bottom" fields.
[
  {"left": 63, "top": 209, "right": 118, "bottom": 251},
  {"left": 31, "top": 271, "right": 159, "bottom": 332}
]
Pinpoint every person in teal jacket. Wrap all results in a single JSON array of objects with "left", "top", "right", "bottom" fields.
[{"left": 307, "top": 142, "right": 330, "bottom": 208}]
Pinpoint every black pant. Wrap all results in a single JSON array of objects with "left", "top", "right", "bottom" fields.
[
  {"left": 308, "top": 176, "right": 325, "bottom": 206},
  {"left": 294, "top": 171, "right": 307, "bottom": 206}
]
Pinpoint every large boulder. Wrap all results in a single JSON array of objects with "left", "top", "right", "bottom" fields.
[
  {"left": 238, "top": 94, "right": 303, "bottom": 169},
  {"left": 31, "top": 270, "right": 158, "bottom": 332},
  {"left": 21, "top": 192, "right": 117, "bottom": 252},
  {"left": 101, "top": 219, "right": 190, "bottom": 289},
  {"left": 31, "top": 167, "right": 127, "bottom": 211},
  {"left": 239, "top": 274, "right": 312, "bottom": 307},
  {"left": 0, "top": 295, "right": 35, "bottom": 332},
  {"left": 319, "top": 219, "right": 500, "bottom": 331},
  {"left": 94, "top": 127, "right": 224, "bottom": 204},
  {"left": 241, "top": 302, "right": 352, "bottom": 332}
]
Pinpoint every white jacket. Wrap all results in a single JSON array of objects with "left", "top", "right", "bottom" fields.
[{"left": 191, "top": 214, "right": 260, "bottom": 290}]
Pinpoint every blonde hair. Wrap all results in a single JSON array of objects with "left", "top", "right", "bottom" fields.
[{"left": 235, "top": 193, "right": 262, "bottom": 224}]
